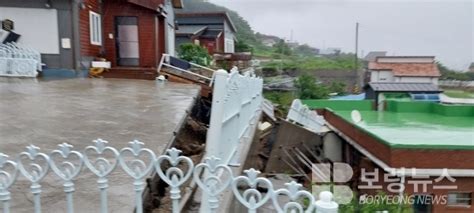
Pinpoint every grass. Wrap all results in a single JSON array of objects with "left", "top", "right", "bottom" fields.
[
  {"left": 443, "top": 89, "right": 474, "bottom": 99},
  {"left": 262, "top": 56, "right": 361, "bottom": 72}
]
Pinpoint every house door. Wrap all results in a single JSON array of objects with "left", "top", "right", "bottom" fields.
[{"left": 115, "top": 17, "right": 139, "bottom": 66}]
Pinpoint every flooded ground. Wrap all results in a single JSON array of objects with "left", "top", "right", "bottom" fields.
[{"left": 0, "top": 77, "right": 200, "bottom": 212}]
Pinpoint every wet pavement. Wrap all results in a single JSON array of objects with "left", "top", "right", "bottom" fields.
[{"left": 0, "top": 77, "right": 200, "bottom": 212}]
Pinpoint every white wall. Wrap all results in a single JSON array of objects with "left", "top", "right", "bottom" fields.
[
  {"left": 223, "top": 22, "right": 235, "bottom": 53},
  {"left": 370, "top": 70, "right": 394, "bottom": 82},
  {"left": 224, "top": 38, "right": 234, "bottom": 53},
  {"left": 166, "top": 23, "right": 175, "bottom": 56},
  {"left": 164, "top": 0, "right": 176, "bottom": 56},
  {"left": 376, "top": 57, "right": 434, "bottom": 63},
  {"left": 397, "top": 76, "right": 439, "bottom": 85},
  {"left": 0, "top": 7, "right": 59, "bottom": 54}
]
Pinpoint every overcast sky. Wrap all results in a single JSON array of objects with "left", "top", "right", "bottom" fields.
[{"left": 209, "top": 0, "right": 473, "bottom": 70}]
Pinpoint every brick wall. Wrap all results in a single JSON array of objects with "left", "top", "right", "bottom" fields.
[
  {"left": 102, "top": 0, "right": 162, "bottom": 67},
  {"left": 80, "top": 0, "right": 101, "bottom": 57}
]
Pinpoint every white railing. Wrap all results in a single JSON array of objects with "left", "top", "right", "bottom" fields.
[
  {"left": 0, "top": 42, "right": 40, "bottom": 77},
  {"left": 439, "top": 80, "right": 474, "bottom": 88},
  {"left": 439, "top": 93, "right": 474, "bottom": 104},
  {"left": 0, "top": 140, "right": 338, "bottom": 213},
  {"left": 287, "top": 99, "right": 327, "bottom": 133},
  {"left": 206, "top": 69, "right": 264, "bottom": 166}
]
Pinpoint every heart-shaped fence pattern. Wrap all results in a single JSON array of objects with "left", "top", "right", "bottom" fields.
[
  {"left": 231, "top": 169, "right": 273, "bottom": 211},
  {"left": 0, "top": 139, "right": 337, "bottom": 213}
]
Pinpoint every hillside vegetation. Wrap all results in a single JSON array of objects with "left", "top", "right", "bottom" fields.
[{"left": 179, "top": 0, "right": 359, "bottom": 72}]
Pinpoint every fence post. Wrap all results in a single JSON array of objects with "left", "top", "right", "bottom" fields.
[
  {"left": 206, "top": 69, "right": 228, "bottom": 158},
  {"left": 83, "top": 139, "right": 119, "bottom": 213},
  {"left": 0, "top": 154, "right": 17, "bottom": 213},
  {"left": 17, "top": 145, "right": 50, "bottom": 213},
  {"left": 315, "top": 191, "right": 339, "bottom": 213},
  {"left": 49, "top": 143, "right": 84, "bottom": 213}
]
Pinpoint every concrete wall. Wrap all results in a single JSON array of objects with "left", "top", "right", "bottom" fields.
[
  {"left": 395, "top": 76, "right": 439, "bottom": 85},
  {"left": 164, "top": 0, "right": 176, "bottom": 56},
  {"left": 311, "top": 70, "right": 360, "bottom": 92},
  {"left": 385, "top": 100, "right": 474, "bottom": 116},
  {"left": 265, "top": 120, "right": 323, "bottom": 173},
  {"left": 322, "top": 132, "right": 343, "bottom": 162},
  {"left": 0, "top": 0, "right": 75, "bottom": 69}
]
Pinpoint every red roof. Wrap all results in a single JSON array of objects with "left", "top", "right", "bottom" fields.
[{"left": 368, "top": 62, "right": 441, "bottom": 77}]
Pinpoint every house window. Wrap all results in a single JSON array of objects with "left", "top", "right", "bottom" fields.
[
  {"left": 89, "top": 11, "right": 102, "bottom": 45},
  {"left": 447, "top": 192, "right": 472, "bottom": 206}
]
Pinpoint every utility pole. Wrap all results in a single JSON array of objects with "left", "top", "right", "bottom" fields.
[{"left": 354, "top": 22, "right": 359, "bottom": 93}]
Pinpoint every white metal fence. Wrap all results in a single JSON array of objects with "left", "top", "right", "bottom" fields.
[
  {"left": 0, "top": 42, "right": 40, "bottom": 77},
  {"left": 206, "top": 69, "right": 264, "bottom": 166},
  {"left": 287, "top": 99, "right": 327, "bottom": 133},
  {"left": 439, "top": 80, "right": 474, "bottom": 88},
  {"left": 0, "top": 140, "right": 338, "bottom": 213}
]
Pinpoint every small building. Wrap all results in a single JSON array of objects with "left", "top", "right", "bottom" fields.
[
  {"left": 0, "top": 0, "right": 182, "bottom": 78},
  {"left": 258, "top": 34, "right": 280, "bottom": 47},
  {"left": 469, "top": 62, "right": 474, "bottom": 73},
  {"left": 262, "top": 38, "right": 277, "bottom": 47},
  {"left": 364, "top": 82, "right": 442, "bottom": 109},
  {"left": 368, "top": 56, "right": 441, "bottom": 85},
  {"left": 363, "top": 51, "right": 387, "bottom": 63},
  {"left": 304, "top": 99, "right": 474, "bottom": 213},
  {"left": 175, "top": 12, "right": 237, "bottom": 54}
]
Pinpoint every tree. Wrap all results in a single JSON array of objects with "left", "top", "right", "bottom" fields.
[
  {"left": 294, "top": 44, "right": 316, "bottom": 57},
  {"left": 177, "top": 43, "right": 211, "bottom": 66},
  {"left": 273, "top": 39, "right": 292, "bottom": 56},
  {"left": 329, "top": 81, "right": 346, "bottom": 95},
  {"left": 294, "top": 73, "right": 329, "bottom": 99},
  {"left": 437, "top": 61, "right": 471, "bottom": 80}
]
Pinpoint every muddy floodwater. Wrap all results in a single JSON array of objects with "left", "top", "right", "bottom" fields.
[{"left": 0, "top": 77, "right": 200, "bottom": 212}]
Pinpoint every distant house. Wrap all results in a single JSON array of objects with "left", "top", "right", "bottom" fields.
[
  {"left": 258, "top": 34, "right": 280, "bottom": 47},
  {"left": 368, "top": 56, "right": 441, "bottom": 85},
  {"left": 175, "top": 12, "right": 237, "bottom": 54},
  {"left": 286, "top": 41, "right": 299, "bottom": 49},
  {"left": 262, "top": 38, "right": 277, "bottom": 47},
  {"left": 362, "top": 51, "right": 387, "bottom": 84},
  {"left": 363, "top": 51, "right": 387, "bottom": 62},
  {"left": 318, "top": 48, "right": 341, "bottom": 56},
  {"left": 0, "top": 0, "right": 182, "bottom": 77},
  {"left": 469, "top": 62, "right": 474, "bottom": 73}
]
